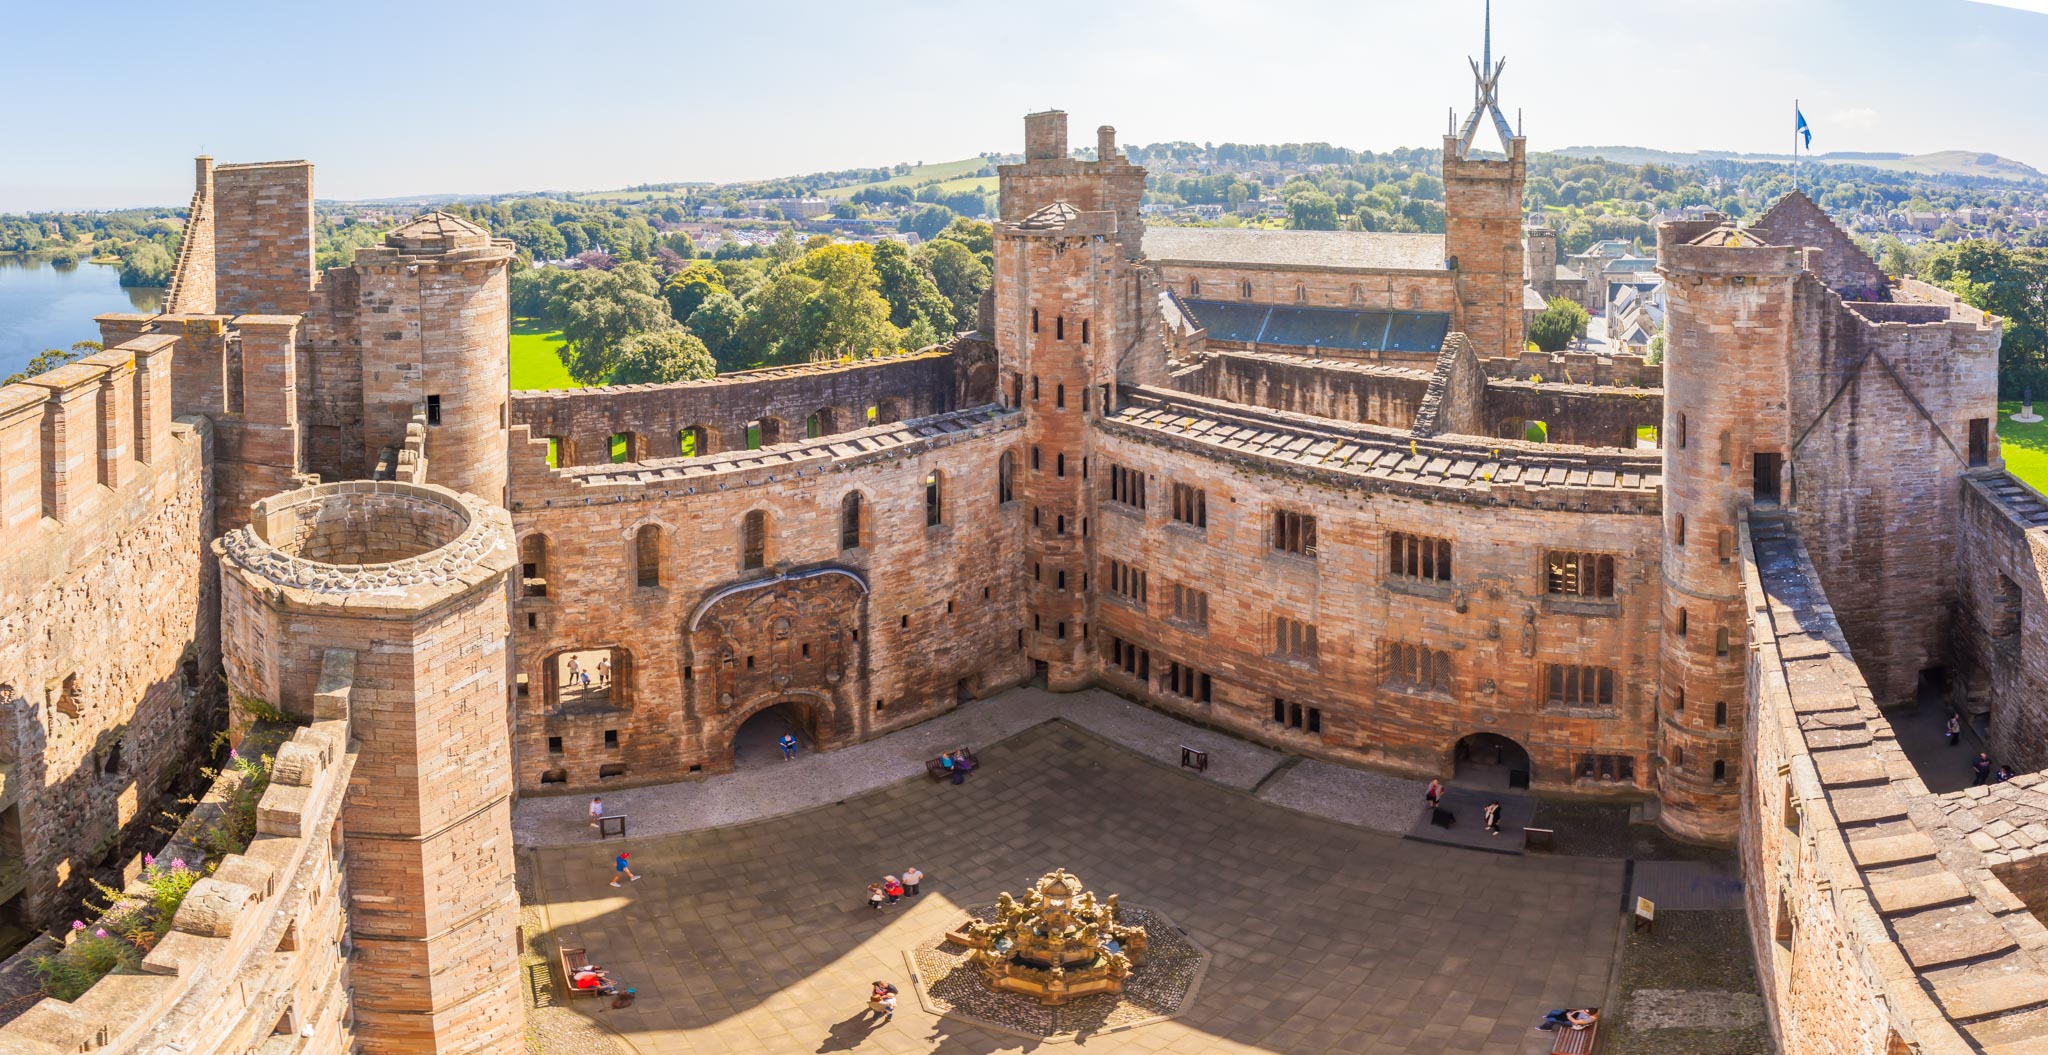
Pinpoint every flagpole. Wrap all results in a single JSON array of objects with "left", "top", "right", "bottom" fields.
[{"left": 1793, "top": 98, "right": 1800, "bottom": 195}]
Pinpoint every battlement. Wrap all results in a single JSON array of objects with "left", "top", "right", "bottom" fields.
[
  {"left": 0, "top": 334, "right": 184, "bottom": 541},
  {"left": 1656, "top": 226, "right": 1804, "bottom": 278},
  {"left": 0, "top": 718, "right": 356, "bottom": 1054}
]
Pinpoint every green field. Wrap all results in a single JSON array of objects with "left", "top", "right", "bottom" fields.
[
  {"left": 510, "top": 319, "right": 576, "bottom": 390},
  {"left": 1999, "top": 402, "right": 2048, "bottom": 493},
  {"left": 818, "top": 158, "right": 991, "bottom": 199}
]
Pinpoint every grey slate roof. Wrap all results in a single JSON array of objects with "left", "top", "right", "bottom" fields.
[{"left": 1144, "top": 226, "right": 1447, "bottom": 273}]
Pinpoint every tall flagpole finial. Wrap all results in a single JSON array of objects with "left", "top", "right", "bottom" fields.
[{"left": 1484, "top": 0, "right": 1493, "bottom": 73}]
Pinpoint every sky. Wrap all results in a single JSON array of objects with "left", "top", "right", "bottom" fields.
[{"left": 3, "top": 0, "right": 2046, "bottom": 212}]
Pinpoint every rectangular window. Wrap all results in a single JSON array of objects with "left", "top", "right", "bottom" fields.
[
  {"left": 1755, "top": 451, "right": 1785, "bottom": 502},
  {"left": 1968, "top": 419, "right": 1990, "bottom": 468},
  {"left": 1272, "top": 698, "right": 1320, "bottom": 734},
  {"left": 1106, "top": 559, "right": 1148, "bottom": 605},
  {"left": 1272, "top": 509, "right": 1317, "bottom": 557},
  {"left": 1171, "top": 583, "right": 1209, "bottom": 629},
  {"left": 1106, "top": 635, "right": 1149, "bottom": 677},
  {"left": 1575, "top": 754, "right": 1636, "bottom": 783},
  {"left": 1163, "top": 661, "right": 1211, "bottom": 702},
  {"left": 425, "top": 394, "right": 442, "bottom": 426},
  {"left": 1545, "top": 664, "right": 1617, "bottom": 709},
  {"left": 1544, "top": 551, "right": 1616, "bottom": 598},
  {"left": 1107, "top": 464, "right": 1147, "bottom": 509},
  {"left": 1273, "top": 616, "right": 1318, "bottom": 663},
  {"left": 1388, "top": 532, "right": 1451, "bottom": 581},
  {"left": 1170, "top": 483, "right": 1207, "bottom": 528},
  {"left": 1383, "top": 642, "right": 1451, "bottom": 693}
]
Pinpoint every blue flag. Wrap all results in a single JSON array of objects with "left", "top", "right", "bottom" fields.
[{"left": 1795, "top": 107, "right": 1812, "bottom": 149}]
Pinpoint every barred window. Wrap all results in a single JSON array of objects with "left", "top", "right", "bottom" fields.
[
  {"left": 1389, "top": 532, "right": 1451, "bottom": 581},
  {"left": 1273, "top": 509, "right": 1317, "bottom": 557},
  {"left": 1545, "top": 551, "right": 1616, "bottom": 597},
  {"left": 1545, "top": 664, "right": 1616, "bottom": 709},
  {"left": 1163, "top": 661, "right": 1212, "bottom": 702},
  {"left": 1385, "top": 642, "right": 1451, "bottom": 692},
  {"left": 1107, "top": 464, "right": 1147, "bottom": 509},
  {"left": 1106, "top": 559, "right": 1148, "bottom": 605},
  {"left": 1274, "top": 616, "right": 1318, "bottom": 663},
  {"left": 1170, "top": 483, "right": 1206, "bottom": 528}
]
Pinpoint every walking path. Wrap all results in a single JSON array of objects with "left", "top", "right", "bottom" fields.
[{"left": 515, "top": 686, "right": 1444, "bottom": 848}]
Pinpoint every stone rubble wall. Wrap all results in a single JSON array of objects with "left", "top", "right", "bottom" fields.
[
  {"left": 1482, "top": 379, "right": 1662, "bottom": 448},
  {"left": 1412, "top": 333, "right": 1486, "bottom": 439},
  {"left": 1951, "top": 473, "right": 2048, "bottom": 772},
  {"left": 0, "top": 330, "right": 218, "bottom": 930},
  {"left": 1169, "top": 350, "right": 1433, "bottom": 431},
  {"left": 0, "top": 718, "right": 358, "bottom": 1055}
]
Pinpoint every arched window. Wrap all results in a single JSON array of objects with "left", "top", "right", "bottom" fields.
[
  {"left": 840, "top": 492, "right": 864, "bottom": 551},
  {"left": 742, "top": 510, "right": 768, "bottom": 570},
  {"left": 1189, "top": 277, "right": 1201, "bottom": 297},
  {"left": 925, "top": 471, "right": 944, "bottom": 527},
  {"left": 1713, "top": 759, "right": 1728, "bottom": 782},
  {"left": 519, "top": 534, "right": 551, "bottom": 598},
  {"left": 634, "top": 524, "right": 663, "bottom": 588},
  {"left": 1294, "top": 283, "right": 1307, "bottom": 304},
  {"left": 808, "top": 408, "right": 837, "bottom": 438},
  {"left": 1407, "top": 288, "right": 1423, "bottom": 309},
  {"left": 998, "top": 451, "right": 1016, "bottom": 504},
  {"left": 1350, "top": 283, "right": 1365, "bottom": 305},
  {"left": 1240, "top": 278, "right": 1253, "bottom": 299},
  {"left": 1714, "top": 700, "right": 1728, "bottom": 728}
]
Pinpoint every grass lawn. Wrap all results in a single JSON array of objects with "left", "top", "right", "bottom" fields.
[
  {"left": 1998, "top": 401, "right": 2048, "bottom": 492},
  {"left": 510, "top": 319, "right": 576, "bottom": 390},
  {"left": 818, "top": 158, "right": 989, "bottom": 199}
]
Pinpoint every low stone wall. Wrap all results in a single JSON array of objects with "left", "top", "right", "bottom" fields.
[
  {"left": 1483, "top": 380, "right": 1663, "bottom": 448},
  {"left": 1167, "top": 349, "right": 1433, "bottom": 430},
  {"left": 0, "top": 718, "right": 357, "bottom": 1055}
]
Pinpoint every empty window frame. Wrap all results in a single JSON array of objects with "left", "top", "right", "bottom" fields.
[
  {"left": 1106, "top": 559, "right": 1148, "bottom": 605},
  {"left": 1384, "top": 642, "right": 1451, "bottom": 692},
  {"left": 1273, "top": 509, "right": 1317, "bottom": 557},
  {"left": 1107, "top": 464, "right": 1147, "bottom": 509},
  {"left": 1388, "top": 532, "right": 1451, "bottom": 581},
  {"left": 1545, "top": 664, "right": 1616, "bottom": 709},
  {"left": 1170, "top": 483, "right": 1206, "bottom": 528},
  {"left": 1545, "top": 551, "right": 1616, "bottom": 598}
]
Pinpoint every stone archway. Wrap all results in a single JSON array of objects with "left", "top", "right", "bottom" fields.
[
  {"left": 728, "top": 697, "right": 823, "bottom": 768},
  {"left": 1452, "top": 732, "right": 1532, "bottom": 790},
  {"left": 683, "top": 567, "right": 868, "bottom": 768}
]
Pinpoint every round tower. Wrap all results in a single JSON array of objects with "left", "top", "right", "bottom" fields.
[
  {"left": 1655, "top": 221, "right": 1801, "bottom": 843},
  {"left": 216, "top": 480, "right": 522, "bottom": 1054},
  {"left": 352, "top": 213, "right": 515, "bottom": 504}
]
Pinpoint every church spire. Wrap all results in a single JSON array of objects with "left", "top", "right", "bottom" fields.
[{"left": 1455, "top": 0, "right": 1517, "bottom": 158}]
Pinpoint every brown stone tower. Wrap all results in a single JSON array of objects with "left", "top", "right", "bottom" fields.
[
  {"left": 1655, "top": 220, "right": 1802, "bottom": 843},
  {"left": 351, "top": 215, "right": 516, "bottom": 504},
  {"left": 216, "top": 480, "right": 523, "bottom": 1054},
  {"left": 995, "top": 113, "right": 1153, "bottom": 689},
  {"left": 1525, "top": 218, "right": 1558, "bottom": 299},
  {"left": 1442, "top": 1, "right": 1528, "bottom": 357}
]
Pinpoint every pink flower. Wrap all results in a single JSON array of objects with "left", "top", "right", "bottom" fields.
[
  {"left": 170, "top": 858, "right": 187, "bottom": 871},
  {"left": 70, "top": 921, "right": 84, "bottom": 930},
  {"left": 229, "top": 749, "right": 240, "bottom": 761},
  {"left": 93, "top": 929, "right": 106, "bottom": 938},
  {"left": 143, "top": 853, "right": 155, "bottom": 867}
]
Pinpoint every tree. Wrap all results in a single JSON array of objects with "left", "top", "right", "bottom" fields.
[
  {"left": 903, "top": 204, "right": 956, "bottom": 241},
  {"left": 790, "top": 244, "right": 901, "bottom": 360},
  {"left": 507, "top": 220, "right": 567, "bottom": 262},
  {"left": 920, "top": 238, "right": 989, "bottom": 330},
  {"left": 933, "top": 217, "right": 992, "bottom": 256},
  {"left": 608, "top": 329, "right": 715, "bottom": 385},
  {"left": 1926, "top": 240, "right": 2048, "bottom": 397},
  {"left": 1286, "top": 190, "right": 1339, "bottom": 230},
  {"left": 5, "top": 341, "right": 100, "bottom": 385},
  {"left": 871, "top": 238, "right": 954, "bottom": 333},
  {"left": 687, "top": 291, "right": 747, "bottom": 370},
  {"left": 557, "top": 262, "right": 678, "bottom": 383},
  {"left": 1528, "top": 298, "right": 1591, "bottom": 353},
  {"left": 116, "top": 241, "right": 174, "bottom": 287},
  {"left": 662, "top": 261, "right": 727, "bottom": 322}
]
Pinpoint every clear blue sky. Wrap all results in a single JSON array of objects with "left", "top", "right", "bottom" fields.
[{"left": 2, "top": 0, "right": 2043, "bottom": 212}]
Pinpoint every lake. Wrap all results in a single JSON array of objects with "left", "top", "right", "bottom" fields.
[{"left": 0, "top": 254, "right": 166, "bottom": 380}]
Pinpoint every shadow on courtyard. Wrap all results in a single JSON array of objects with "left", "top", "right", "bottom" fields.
[{"left": 528, "top": 720, "right": 1626, "bottom": 1055}]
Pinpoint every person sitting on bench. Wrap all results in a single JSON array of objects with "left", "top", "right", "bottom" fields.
[
  {"left": 1539, "top": 1008, "right": 1597, "bottom": 1031},
  {"left": 571, "top": 964, "right": 618, "bottom": 996},
  {"left": 948, "top": 749, "right": 976, "bottom": 784}
]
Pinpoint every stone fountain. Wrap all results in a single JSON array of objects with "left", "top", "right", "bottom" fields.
[{"left": 945, "top": 868, "right": 1149, "bottom": 1005}]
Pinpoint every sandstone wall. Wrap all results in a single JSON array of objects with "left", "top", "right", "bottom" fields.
[
  {"left": 1169, "top": 351, "right": 1432, "bottom": 429},
  {"left": 509, "top": 347, "right": 979, "bottom": 467},
  {"left": 1790, "top": 278, "right": 2003, "bottom": 706},
  {"left": 1752, "top": 190, "right": 1889, "bottom": 301},
  {"left": 1484, "top": 380, "right": 1662, "bottom": 448},
  {"left": 506, "top": 407, "right": 1029, "bottom": 791},
  {"left": 163, "top": 157, "right": 216, "bottom": 315},
  {"left": 1951, "top": 474, "right": 2048, "bottom": 771},
  {"left": 1442, "top": 136, "right": 1527, "bottom": 358},
  {"left": 1153, "top": 263, "right": 1457, "bottom": 317},
  {"left": 212, "top": 162, "right": 315, "bottom": 319},
  {"left": 1087, "top": 389, "right": 1663, "bottom": 789},
  {"left": 0, "top": 720, "right": 358, "bottom": 1055},
  {"left": 0, "top": 335, "right": 217, "bottom": 931}
]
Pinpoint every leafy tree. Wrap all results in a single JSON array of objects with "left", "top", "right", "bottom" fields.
[
  {"left": 509, "top": 269, "right": 551, "bottom": 318},
  {"left": 903, "top": 204, "right": 957, "bottom": 241},
  {"left": 871, "top": 239, "right": 954, "bottom": 333},
  {"left": 735, "top": 271, "right": 824, "bottom": 366},
  {"left": 116, "top": 241, "right": 174, "bottom": 287},
  {"left": 790, "top": 244, "right": 901, "bottom": 360},
  {"left": 1925, "top": 240, "right": 2048, "bottom": 397},
  {"left": 662, "top": 262, "right": 728, "bottom": 323},
  {"left": 1286, "top": 190, "right": 1339, "bottom": 231},
  {"left": 933, "top": 217, "right": 993, "bottom": 256},
  {"left": 687, "top": 291, "right": 747, "bottom": 370},
  {"left": 920, "top": 238, "right": 989, "bottom": 330},
  {"left": 608, "top": 329, "right": 715, "bottom": 385},
  {"left": 5, "top": 341, "right": 100, "bottom": 385},
  {"left": 576, "top": 249, "right": 617, "bottom": 271},
  {"left": 557, "top": 262, "right": 678, "bottom": 383},
  {"left": 1528, "top": 298, "right": 1591, "bottom": 353},
  {"left": 660, "top": 231, "right": 696, "bottom": 258},
  {"left": 506, "top": 220, "right": 568, "bottom": 262}
]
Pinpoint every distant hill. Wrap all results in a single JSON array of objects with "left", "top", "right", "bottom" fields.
[{"left": 1554, "top": 145, "right": 2044, "bottom": 182}]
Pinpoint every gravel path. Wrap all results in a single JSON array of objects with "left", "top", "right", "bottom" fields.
[
  {"left": 1253, "top": 756, "right": 1431, "bottom": 833},
  {"left": 513, "top": 686, "right": 1291, "bottom": 848}
]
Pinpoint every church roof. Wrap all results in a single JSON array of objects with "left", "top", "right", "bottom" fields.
[
  {"left": 1144, "top": 226, "right": 1447, "bottom": 273},
  {"left": 1180, "top": 299, "right": 1450, "bottom": 353}
]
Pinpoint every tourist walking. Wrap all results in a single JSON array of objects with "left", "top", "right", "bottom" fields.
[
  {"left": 567, "top": 656, "right": 582, "bottom": 687},
  {"left": 1483, "top": 799, "right": 1502, "bottom": 836},
  {"left": 778, "top": 733, "right": 799, "bottom": 761},
  {"left": 901, "top": 866, "right": 923, "bottom": 896},
  {"left": 610, "top": 852, "right": 638, "bottom": 888},
  {"left": 1947, "top": 713, "right": 1962, "bottom": 746},
  {"left": 589, "top": 796, "right": 604, "bottom": 828},
  {"left": 867, "top": 883, "right": 886, "bottom": 910},
  {"left": 1424, "top": 779, "right": 1443, "bottom": 809},
  {"left": 598, "top": 655, "right": 612, "bottom": 687},
  {"left": 1973, "top": 753, "right": 1994, "bottom": 786},
  {"left": 884, "top": 875, "right": 905, "bottom": 904},
  {"left": 864, "top": 981, "right": 898, "bottom": 1024}
]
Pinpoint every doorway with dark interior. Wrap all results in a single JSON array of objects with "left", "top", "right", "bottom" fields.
[
  {"left": 731, "top": 701, "right": 817, "bottom": 769},
  {"left": 1453, "top": 732, "right": 1532, "bottom": 790}
]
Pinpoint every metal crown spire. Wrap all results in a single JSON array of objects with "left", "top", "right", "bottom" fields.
[{"left": 1456, "top": 0, "right": 1517, "bottom": 159}]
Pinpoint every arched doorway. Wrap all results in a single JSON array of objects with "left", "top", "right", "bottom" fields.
[
  {"left": 1453, "top": 732, "right": 1532, "bottom": 790},
  {"left": 730, "top": 700, "right": 817, "bottom": 769}
]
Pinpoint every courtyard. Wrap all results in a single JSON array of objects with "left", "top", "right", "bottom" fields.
[{"left": 524, "top": 710, "right": 1631, "bottom": 1055}]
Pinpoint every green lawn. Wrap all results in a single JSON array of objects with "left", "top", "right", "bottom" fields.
[
  {"left": 818, "top": 158, "right": 990, "bottom": 199},
  {"left": 510, "top": 319, "right": 576, "bottom": 390},
  {"left": 1999, "top": 402, "right": 2048, "bottom": 492}
]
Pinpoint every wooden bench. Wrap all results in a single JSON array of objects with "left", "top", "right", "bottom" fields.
[
  {"left": 557, "top": 944, "right": 600, "bottom": 999},
  {"left": 926, "top": 749, "right": 979, "bottom": 781},
  {"left": 1549, "top": 1012, "right": 1600, "bottom": 1054}
]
